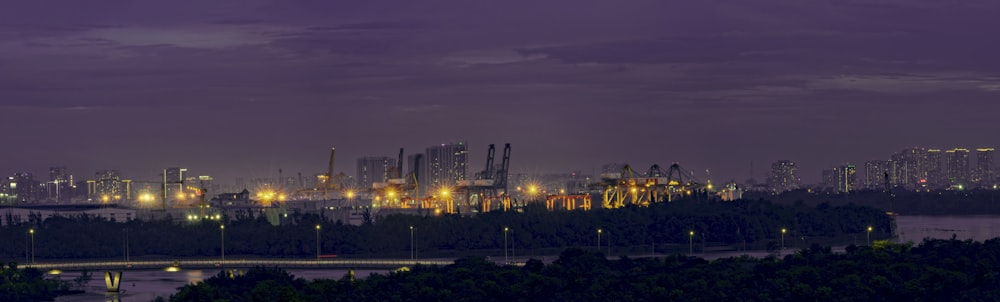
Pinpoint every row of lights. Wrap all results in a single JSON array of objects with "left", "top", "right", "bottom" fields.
[{"left": 186, "top": 214, "right": 222, "bottom": 221}]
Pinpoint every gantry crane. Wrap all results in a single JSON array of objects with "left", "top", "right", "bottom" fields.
[
  {"left": 456, "top": 143, "right": 512, "bottom": 213},
  {"left": 598, "top": 162, "right": 704, "bottom": 208}
]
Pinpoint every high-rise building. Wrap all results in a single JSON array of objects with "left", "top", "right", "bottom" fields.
[
  {"left": 88, "top": 170, "right": 131, "bottom": 203},
  {"left": 767, "top": 160, "right": 799, "bottom": 193},
  {"left": 6, "top": 172, "right": 42, "bottom": 203},
  {"left": 823, "top": 164, "right": 856, "bottom": 193},
  {"left": 975, "top": 148, "right": 995, "bottom": 188},
  {"left": 925, "top": 149, "right": 943, "bottom": 189},
  {"left": 946, "top": 148, "right": 970, "bottom": 188},
  {"left": 821, "top": 169, "right": 837, "bottom": 191},
  {"left": 164, "top": 167, "right": 187, "bottom": 204},
  {"left": 886, "top": 148, "right": 930, "bottom": 189},
  {"left": 46, "top": 166, "right": 73, "bottom": 202},
  {"left": 836, "top": 164, "right": 857, "bottom": 193},
  {"left": 357, "top": 156, "right": 397, "bottom": 189},
  {"left": 425, "top": 142, "right": 469, "bottom": 190},
  {"left": 864, "top": 160, "right": 889, "bottom": 190}
]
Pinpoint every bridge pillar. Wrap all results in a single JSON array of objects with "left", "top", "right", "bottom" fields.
[
  {"left": 227, "top": 269, "right": 245, "bottom": 279},
  {"left": 105, "top": 271, "right": 123, "bottom": 292}
]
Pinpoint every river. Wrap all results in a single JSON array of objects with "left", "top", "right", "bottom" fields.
[
  {"left": 52, "top": 215, "right": 1000, "bottom": 301},
  {"left": 52, "top": 268, "right": 388, "bottom": 302}
]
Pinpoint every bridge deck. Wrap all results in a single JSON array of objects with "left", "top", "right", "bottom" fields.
[{"left": 19, "top": 259, "right": 459, "bottom": 271}]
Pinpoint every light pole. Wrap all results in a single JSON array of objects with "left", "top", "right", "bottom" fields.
[
  {"left": 597, "top": 229, "right": 602, "bottom": 252},
  {"left": 606, "top": 230, "right": 611, "bottom": 255},
  {"left": 220, "top": 225, "right": 225, "bottom": 266},
  {"left": 315, "top": 224, "right": 321, "bottom": 259},
  {"left": 29, "top": 229, "right": 35, "bottom": 265},
  {"left": 689, "top": 231, "right": 694, "bottom": 254},
  {"left": 504, "top": 227, "right": 509, "bottom": 265},
  {"left": 781, "top": 228, "right": 786, "bottom": 253},
  {"left": 867, "top": 226, "right": 873, "bottom": 246},
  {"left": 410, "top": 226, "right": 415, "bottom": 260}
]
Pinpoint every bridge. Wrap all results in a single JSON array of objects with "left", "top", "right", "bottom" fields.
[{"left": 18, "top": 258, "right": 460, "bottom": 271}]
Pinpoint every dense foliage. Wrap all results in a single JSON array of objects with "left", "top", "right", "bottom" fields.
[
  {"left": 748, "top": 189, "right": 1000, "bottom": 215},
  {"left": 0, "top": 199, "right": 891, "bottom": 260},
  {"left": 0, "top": 263, "right": 73, "bottom": 301},
  {"left": 164, "top": 239, "right": 1000, "bottom": 301}
]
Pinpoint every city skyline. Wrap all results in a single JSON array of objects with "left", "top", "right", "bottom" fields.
[{"left": 2, "top": 1, "right": 1000, "bottom": 185}]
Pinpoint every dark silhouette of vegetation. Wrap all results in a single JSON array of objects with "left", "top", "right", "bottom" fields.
[
  {"left": 748, "top": 189, "right": 1000, "bottom": 215},
  {"left": 0, "top": 199, "right": 891, "bottom": 260},
  {"left": 0, "top": 263, "right": 75, "bottom": 301},
  {"left": 164, "top": 239, "right": 1000, "bottom": 301}
]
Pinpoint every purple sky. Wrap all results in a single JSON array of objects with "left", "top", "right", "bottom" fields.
[{"left": 1, "top": 0, "right": 999, "bottom": 185}]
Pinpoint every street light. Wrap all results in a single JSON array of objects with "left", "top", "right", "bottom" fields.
[
  {"left": 781, "top": 228, "right": 787, "bottom": 253},
  {"left": 504, "top": 227, "right": 510, "bottom": 265},
  {"left": 315, "top": 224, "right": 321, "bottom": 259},
  {"left": 597, "top": 229, "right": 603, "bottom": 252},
  {"left": 29, "top": 229, "right": 35, "bottom": 265},
  {"left": 867, "top": 226, "right": 873, "bottom": 246},
  {"left": 689, "top": 231, "right": 694, "bottom": 254},
  {"left": 220, "top": 225, "right": 225, "bottom": 266},
  {"left": 410, "top": 226, "right": 415, "bottom": 260}
]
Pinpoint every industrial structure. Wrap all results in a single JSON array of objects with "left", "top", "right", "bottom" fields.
[
  {"left": 455, "top": 143, "right": 512, "bottom": 213},
  {"left": 588, "top": 163, "right": 709, "bottom": 208}
]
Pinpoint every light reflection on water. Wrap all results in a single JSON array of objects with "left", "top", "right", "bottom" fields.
[{"left": 53, "top": 268, "right": 387, "bottom": 302}]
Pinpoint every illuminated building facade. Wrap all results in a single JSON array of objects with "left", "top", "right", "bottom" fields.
[
  {"left": 164, "top": 167, "right": 187, "bottom": 205},
  {"left": 946, "top": 149, "right": 970, "bottom": 188},
  {"left": 4, "top": 173, "right": 42, "bottom": 203},
  {"left": 864, "top": 160, "right": 889, "bottom": 190},
  {"left": 768, "top": 160, "right": 799, "bottom": 193},
  {"left": 425, "top": 142, "right": 469, "bottom": 189},
  {"left": 975, "top": 148, "right": 995, "bottom": 188},
  {"left": 823, "top": 164, "right": 856, "bottom": 193},
  {"left": 925, "top": 149, "right": 943, "bottom": 189},
  {"left": 46, "top": 166, "right": 74, "bottom": 202},
  {"left": 87, "top": 170, "right": 131, "bottom": 203}
]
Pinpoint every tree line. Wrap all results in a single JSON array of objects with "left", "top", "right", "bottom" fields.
[
  {"left": 0, "top": 198, "right": 891, "bottom": 260},
  {"left": 161, "top": 238, "right": 1000, "bottom": 301}
]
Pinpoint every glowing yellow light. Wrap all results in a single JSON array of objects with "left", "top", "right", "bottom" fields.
[
  {"left": 439, "top": 188, "right": 451, "bottom": 197},
  {"left": 176, "top": 193, "right": 186, "bottom": 200},
  {"left": 689, "top": 231, "right": 694, "bottom": 236},
  {"left": 29, "top": 229, "right": 34, "bottom": 234},
  {"left": 528, "top": 184, "right": 539, "bottom": 195},
  {"left": 867, "top": 226, "right": 873, "bottom": 232},
  {"left": 387, "top": 190, "right": 396, "bottom": 198},
  {"left": 630, "top": 187, "right": 638, "bottom": 193},
  {"left": 346, "top": 190, "right": 356, "bottom": 199},
  {"left": 316, "top": 224, "right": 321, "bottom": 230},
  {"left": 781, "top": 228, "right": 786, "bottom": 234}
]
